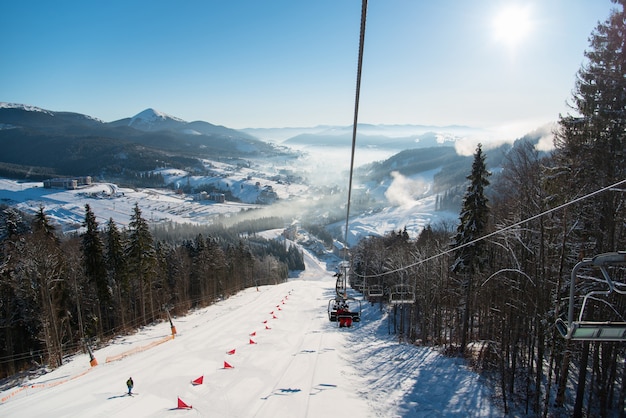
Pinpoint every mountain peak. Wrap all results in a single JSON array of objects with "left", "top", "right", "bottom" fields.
[{"left": 129, "top": 108, "right": 186, "bottom": 130}]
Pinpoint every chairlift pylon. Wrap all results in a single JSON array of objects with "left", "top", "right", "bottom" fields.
[{"left": 555, "top": 251, "right": 626, "bottom": 342}]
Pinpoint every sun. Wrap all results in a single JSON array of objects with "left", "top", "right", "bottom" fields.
[{"left": 492, "top": 4, "right": 532, "bottom": 48}]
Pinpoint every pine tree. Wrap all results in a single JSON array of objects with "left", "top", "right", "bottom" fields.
[
  {"left": 81, "top": 204, "right": 109, "bottom": 335},
  {"left": 126, "top": 203, "right": 157, "bottom": 324},
  {"left": 0, "top": 207, "right": 30, "bottom": 239},
  {"left": 552, "top": 2, "right": 626, "bottom": 415},
  {"left": 0, "top": 207, "right": 32, "bottom": 374},
  {"left": 105, "top": 217, "right": 128, "bottom": 330},
  {"left": 33, "top": 205, "right": 58, "bottom": 243},
  {"left": 27, "top": 207, "right": 67, "bottom": 368},
  {"left": 451, "top": 143, "right": 491, "bottom": 353},
  {"left": 554, "top": 0, "right": 626, "bottom": 253},
  {"left": 189, "top": 234, "right": 211, "bottom": 303}
]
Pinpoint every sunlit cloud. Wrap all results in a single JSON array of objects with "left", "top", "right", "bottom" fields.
[
  {"left": 385, "top": 171, "right": 429, "bottom": 206},
  {"left": 534, "top": 123, "right": 557, "bottom": 152},
  {"left": 452, "top": 119, "right": 556, "bottom": 156}
]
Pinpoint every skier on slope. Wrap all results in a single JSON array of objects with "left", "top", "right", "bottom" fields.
[{"left": 126, "top": 377, "right": 134, "bottom": 395}]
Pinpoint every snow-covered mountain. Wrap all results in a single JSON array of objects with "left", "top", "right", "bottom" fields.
[
  {"left": 127, "top": 108, "right": 186, "bottom": 130},
  {"left": 0, "top": 103, "right": 288, "bottom": 181},
  {"left": 0, "top": 102, "right": 105, "bottom": 128},
  {"left": 108, "top": 107, "right": 257, "bottom": 140},
  {"left": 0, "top": 102, "right": 54, "bottom": 116},
  {"left": 0, "top": 102, "right": 261, "bottom": 141}
]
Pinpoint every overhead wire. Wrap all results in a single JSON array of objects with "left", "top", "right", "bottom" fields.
[{"left": 343, "top": 0, "right": 368, "bottom": 258}]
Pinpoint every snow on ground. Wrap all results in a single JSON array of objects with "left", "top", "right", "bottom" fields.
[
  {"left": 344, "top": 195, "right": 455, "bottom": 246},
  {"left": 0, "top": 173, "right": 456, "bottom": 242},
  {"left": 0, "top": 179, "right": 260, "bottom": 233},
  {"left": 338, "top": 167, "right": 459, "bottom": 245},
  {"left": 0, "top": 246, "right": 500, "bottom": 417},
  {"left": 157, "top": 158, "right": 308, "bottom": 203}
]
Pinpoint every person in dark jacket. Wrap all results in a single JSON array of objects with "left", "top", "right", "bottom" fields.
[{"left": 126, "top": 377, "right": 134, "bottom": 395}]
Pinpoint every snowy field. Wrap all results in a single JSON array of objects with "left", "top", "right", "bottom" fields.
[
  {"left": 0, "top": 246, "right": 499, "bottom": 417},
  {"left": 0, "top": 166, "right": 456, "bottom": 243},
  {"left": 0, "top": 178, "right": 262, "bottom": 233}
]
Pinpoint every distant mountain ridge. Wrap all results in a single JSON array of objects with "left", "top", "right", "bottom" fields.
[
  {"left": 0, "top": 102, "right": 288, "bottom": 182},
  {"left": 241, "top": 123, "right": 483, "bottom": 147},
  {"left": 0, "top": 103, "right": 258, "bottom": 140},
  {"left": 107, "top": 107, "right": 255, "bottom": 140},
  {"left": 284, "top": 131, "right": 455, "bottom": 149}
]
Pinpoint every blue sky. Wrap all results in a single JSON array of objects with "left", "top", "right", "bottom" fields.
[{"left": 1, "top": 0, "right": 616, "bottom": 139}]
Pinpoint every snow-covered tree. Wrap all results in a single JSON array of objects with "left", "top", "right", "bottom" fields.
[
  {"left": 451, "top": 143, "right": 491, "bottom": 353},
  {"left": 554, "top": 0, "right": 626, "bottom": 254}
]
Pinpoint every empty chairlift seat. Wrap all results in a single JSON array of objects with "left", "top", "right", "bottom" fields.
[
  {"left": 556, "top": 251, "right": 626, "bottom": 342},
  {"left": 367, "top": 284, "right": 384, "bottom": 298},
  {"left": 389, "top": 284, "right": 414, "bottom": 304}
]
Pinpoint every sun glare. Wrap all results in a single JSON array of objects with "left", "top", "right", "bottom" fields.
[{"left": 492, "top": 5, "right": 532, "bottom": 48}]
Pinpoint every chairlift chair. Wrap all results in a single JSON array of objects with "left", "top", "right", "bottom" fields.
[
  {"left": 555, "top": 251, "right": 626, "bottom": 342},
  {"left": 352, "top": 278, "right": 365, "bottom": 293},
  {"left": 328, "top": 297, "right": 361, "bottom": 325},
  {"left": 328, "top": 298, "right": 340, "bottom": 322},
  {"left": 328, "top": 264, "right": 361, "bottom": 325},
  {"left": 367, "top": 284, "right": 384, "bottom": 298},
  {"left": 389, "top": 284, "right": 415, "bottom": 304}
]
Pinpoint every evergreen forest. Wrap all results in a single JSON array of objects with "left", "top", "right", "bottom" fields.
[{"left": 0, "top": 203, "right": 303, "bottom": 380}]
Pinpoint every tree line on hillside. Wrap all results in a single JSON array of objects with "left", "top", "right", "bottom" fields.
[
  {"left": 350, "top": 3, "right": 626, "bottom": 416},
  {"left": 0, "top": 203, "right": 304, "bottom": 379}
]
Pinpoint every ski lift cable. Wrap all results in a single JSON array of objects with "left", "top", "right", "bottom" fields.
[
  {"left": 343, "top": 0, "right": 368, "bottom": 261},
  {"left": 353, "top": 177, "right": 626, "bottom": 279}
]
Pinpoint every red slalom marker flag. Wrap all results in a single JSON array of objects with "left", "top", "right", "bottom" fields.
[
  {"left": 249, "top": 331, "right": 256, "bottom": 336},
  {"left": 191, "top": 375, "right": 204, "bottom": 385},
  {"left": 223, "top": 361, "right": 234, "bottom": 369},
  {"left": 226, "top": 348, "right": 236, "bottom": 355},
  {"left": 265, "top": 325, "right": 271, "bottom": 330},
  {"left": 272, "top": 314, "right": 278, "bottom": 319},
  {"left": 249, "top": 338, "right": 256, "bottom": 345},
  {"left": 177, "top": 397, "right": 192, "bottom": 409},
  {"left": 263, "top": 320, "right": 268, "bottom": 324}
]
